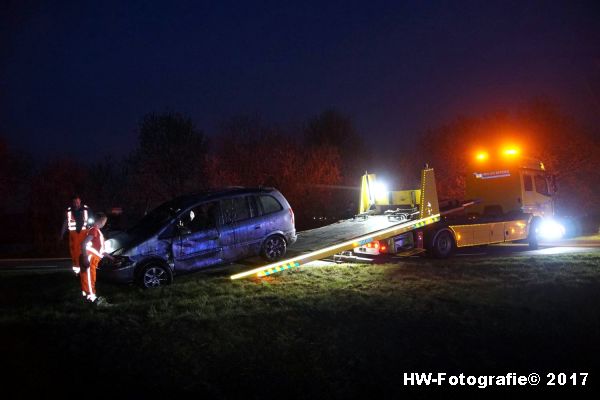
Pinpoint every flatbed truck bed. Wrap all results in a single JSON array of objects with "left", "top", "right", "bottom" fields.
[{"left": 231, "top": 168, "right": 440, "bottom": 279}]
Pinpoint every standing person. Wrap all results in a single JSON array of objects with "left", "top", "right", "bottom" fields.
[
  {"left": 60, "top": 195, "right": 92, "bottom": 275},
  {"left": 80, "top": 212, "right": 112, "bottom": 304}
]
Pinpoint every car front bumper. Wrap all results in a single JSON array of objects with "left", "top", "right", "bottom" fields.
[{"left": 97, "top": 259, "right": 135, "bottom": 283}]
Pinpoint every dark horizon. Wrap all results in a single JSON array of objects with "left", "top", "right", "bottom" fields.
[{"left": 1, "top": 0, "right": 599, "bottom": 162}]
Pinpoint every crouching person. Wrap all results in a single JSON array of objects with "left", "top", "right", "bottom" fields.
[{"left": 80, "top": 212, "right": 113, "bottom": 304}]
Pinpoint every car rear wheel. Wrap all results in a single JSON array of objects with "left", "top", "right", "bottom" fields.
[
  {"left": 261, "top": 235, "right": 287, "bottom": 261},
  {"left": 137, "top": 262, "right": 173, "bottom": 289}
]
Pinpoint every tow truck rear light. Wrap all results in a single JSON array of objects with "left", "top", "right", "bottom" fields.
[
  {"left": 366, "top": 241, "right": 380, "bottom": 249},
  {"left": 416, "top": 231, "right": 424, "bottom": 248}
]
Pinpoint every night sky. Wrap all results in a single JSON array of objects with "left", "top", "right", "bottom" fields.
[{"left": 1, "top": 0, "right": 598, "bottom": 161}]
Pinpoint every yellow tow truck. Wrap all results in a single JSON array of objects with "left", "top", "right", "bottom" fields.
[
  {"left": 355, "top": 147, "right": 563, "bottom": 258},
  {"left": 230, "top": 147, "right": 564, "bottom": 280}
]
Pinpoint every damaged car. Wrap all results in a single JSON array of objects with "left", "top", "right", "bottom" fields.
[{"left": 99, "top": 187, "right": 296, "bottom": 288}]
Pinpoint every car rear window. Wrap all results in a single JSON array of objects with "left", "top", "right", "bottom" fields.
[{"left": 258, "top": 195, "right": 283, "bottom": 215}]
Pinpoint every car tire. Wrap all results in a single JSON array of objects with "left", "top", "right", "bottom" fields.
[
  {"left": 137, "top": 261, "right": 173, "bottom": 289},
  {"left": 431, "top": 230, "right": 455, "bottom": 258},
  {"left": 261, "top": 235, "right": 287, "bottom": 261}
]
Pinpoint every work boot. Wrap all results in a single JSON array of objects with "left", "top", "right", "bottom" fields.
[{"left": 94, "top": 297, "right": 113, "bottom": 307}]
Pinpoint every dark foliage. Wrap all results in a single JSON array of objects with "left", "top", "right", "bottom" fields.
[
  {"left": 415, "top": 99, "right": 600, "bottom": 215},
  {"left": 2, "top": 102, "right": 598, "bottom": 256}
]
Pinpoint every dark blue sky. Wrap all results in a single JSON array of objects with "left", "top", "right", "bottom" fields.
[{"left": 1, "top": 0, "right": 598, "bottom": 161}]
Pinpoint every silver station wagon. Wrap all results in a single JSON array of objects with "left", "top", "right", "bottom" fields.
[{"left": 99, "top": 187, "right": 296, "bottom": 288}]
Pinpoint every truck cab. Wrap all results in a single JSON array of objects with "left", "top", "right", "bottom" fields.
[
  {"left": 443, "top": 149, "right": 560, "bottom": 251},
  {"left": 466, "top": 153, "right": 556, "bottom": 219}
]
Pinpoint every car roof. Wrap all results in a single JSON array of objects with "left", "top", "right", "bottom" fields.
[{"left": 170, "top": 187, "right": 278, "bottom": 210}]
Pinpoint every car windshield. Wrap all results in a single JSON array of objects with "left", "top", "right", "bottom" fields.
[{"left": 127, "top": 199, "right": 187, "bottom": 237}]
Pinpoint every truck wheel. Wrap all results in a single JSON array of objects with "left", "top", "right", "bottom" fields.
[
  {"left": 528, "top": 219, "right": 540, "bottom": 250},
  {"left": 261, "top": 235, "right": 287, "bottom": 261},
  {"left": 137, "top": 261, "right": 173, "bottom": 289},
  {"left": 431, "top": 230, "right": 455, "bottom": 258}
]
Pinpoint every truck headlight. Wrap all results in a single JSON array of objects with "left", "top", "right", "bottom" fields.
[{"left": 538, "top": 219, "right": 565, "bottom": 240}]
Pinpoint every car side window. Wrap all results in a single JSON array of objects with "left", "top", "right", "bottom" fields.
[
  {"left": 221, "top": 197, "right": 251, "bottom": 225},
  {"left": 160, "top": 222, "right": 177, "bottom": 238},
  {"left": 535, "top": 175, "right": 549, "bottom": 196},
  {"left": 258, "top": 195, "right": 283, "bottom": 215},
  {"left": 523, "top": 175, "right": 533, "bottom": 192},
  {"left": 182, "top": 201, "right": 219, "bottom": 233}
]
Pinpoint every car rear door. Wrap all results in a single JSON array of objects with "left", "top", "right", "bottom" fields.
[{"left": 219, "top": 196, "right": 261, "bottom": 259}]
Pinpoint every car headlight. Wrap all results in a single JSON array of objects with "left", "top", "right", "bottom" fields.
[
  {"left": 104, "top": 238, "right": 116, "bottom": 253},
  {"left": 537, "top": 219, "right": 565, "bottom": 240},
  {"left": 102, "top": 255, "right": 132, "bottom": 269}
]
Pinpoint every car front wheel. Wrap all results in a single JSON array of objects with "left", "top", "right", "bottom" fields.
[{"left": 137, "top": 262, "right": 173, "bottom": 288}]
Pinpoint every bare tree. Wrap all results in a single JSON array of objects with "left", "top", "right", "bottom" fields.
[
  {"left": 29, "top": 159, "right": 87, "bottom": 255},
  {"left": 127, "top": 111, "right": 209, "bottom": 215},
  {"left": 303, "top": 109, "right": 370, "bottom": 184},
  {"left": 208, "top": 115, "right": 342, "bottom": 228}
]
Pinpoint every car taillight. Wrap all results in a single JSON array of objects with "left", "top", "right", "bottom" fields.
[{"left": 289, "top": 207, "right": 295, "bottom": 225}]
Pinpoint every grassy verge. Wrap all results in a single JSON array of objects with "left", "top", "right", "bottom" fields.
[{"left": 1, "top": 253, "right": 599, "bottom": 396}]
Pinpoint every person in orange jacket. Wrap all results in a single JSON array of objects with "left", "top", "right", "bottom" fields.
[
  {"left": 60, "top": 195, "right": 92, "bottom": 275},
  {"left": 80, "top": 212, "right": 113, "bottom": 303}
]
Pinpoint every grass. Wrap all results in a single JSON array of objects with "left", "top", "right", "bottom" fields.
[{"left": 1, "top": 252, "right": 600, "bottom": 396}]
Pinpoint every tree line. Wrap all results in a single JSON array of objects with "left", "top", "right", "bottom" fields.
[
  {"left": 0, "top": 110, "right": 370, "bottom": 255},
  {"left": 417, "top": 99, "right": 600, "bottom": 216},
  {"left": 1, "top": 100, "right": 598, "bottom": 256}
]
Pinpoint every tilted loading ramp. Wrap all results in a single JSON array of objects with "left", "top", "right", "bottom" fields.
[{"left": 230, "top": 168, "right": 440, "bottom": 280}]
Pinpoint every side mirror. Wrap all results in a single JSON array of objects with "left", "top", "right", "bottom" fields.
[
  {"left": 178, "top": 226, "right": 192, "bottom": 236},
  {"left": 176, "top": 220, "right": 192, "bottom": 236}
]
